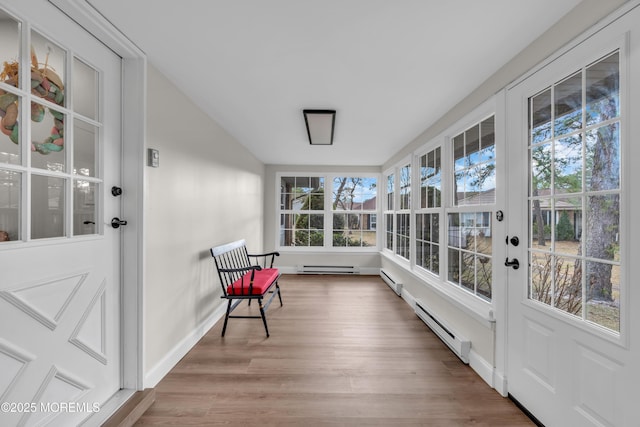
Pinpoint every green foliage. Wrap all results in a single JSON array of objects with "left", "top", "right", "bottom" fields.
[
  {"left": 556, "top": 212, "right": 574, "bottom": 241},
  {"left": 294, "top": 189, "right": 324, "bottom": 239},
  {"left": 295, "top": 230, "right": 323, "bottom": 246}
]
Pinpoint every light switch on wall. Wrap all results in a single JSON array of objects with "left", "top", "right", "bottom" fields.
[{"left": 148, "top": 148, "right": 159, "bottom": 167}]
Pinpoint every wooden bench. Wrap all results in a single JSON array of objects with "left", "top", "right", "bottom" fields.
[{"left": 210, "top": 239, "right": 282, "bottom": 337}]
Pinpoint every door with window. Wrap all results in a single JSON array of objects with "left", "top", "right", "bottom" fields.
[
  {"left": 0, "top": 2, "right": 123, "bottom": 426},
  {"left": 506, "top": 10, "right": 639, "bottom": 426}
]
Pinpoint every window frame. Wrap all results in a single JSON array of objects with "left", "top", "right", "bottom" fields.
[
  {"left": 445, "top": 115, "right": 497, "bottom": 301},
  {"left": 330, "top": 175, "right": 379, "bottom": 249},
  {"left": 382, "top": 97, "right": 501, "bottom": 318},
  {"left": 276, "top": 172, "right": 380, "bottom": 252},
  {"left": 415, "top": 145, "right": 442, "bottom": 277},
  {"left": 382, "top": 156, "right": 412, "bottom": 266},
  {"left": 383, "top": 169, "right": 395, "bottom": 254},
  {"left": 0, "top": 21, "right": 105, "bottom": 247}
]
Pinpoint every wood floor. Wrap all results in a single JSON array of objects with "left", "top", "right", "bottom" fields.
[{"left": 135, "top": 275, "right": 534, "bottom": 426}]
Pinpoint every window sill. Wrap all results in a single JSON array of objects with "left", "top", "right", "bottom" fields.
[{"left": 380, "top": 251, "right": 496, "bottom": 328}]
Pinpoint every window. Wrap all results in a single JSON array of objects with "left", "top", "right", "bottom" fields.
[
  {"left": 280, "top": 176, "right": 325, "bottom": 247},
  {"left": 447, "top": 211, "right": 492, "bottom": 300},
  {"left": 395, "top": 164, "right": 411, "bottom": 260},
  {"left": 0, "top": 19, "right": 102, "bottom": 243},
  {"left": 447, "top": 117, "right": 496, "bottom": 300},
  {"left": 416, "top": 147, "right": 441, "bottom": 274},
  {"left": 331, "top": 177, "right": 377, "bottom": 247},
  {"left": 384, "top": 173, "right": 394, "bottom": 251},
  {"left": 528, "top": 51, "right": 621, "bottom": 332},
  {"left": 278, "top": 174, "right": 378, "bottom": 250},
  {"left": 453, "top": 117, "right": 496, "bottom": 205},
  {"left": 384, "top": 115, "right": 496, "bottom": 303}
]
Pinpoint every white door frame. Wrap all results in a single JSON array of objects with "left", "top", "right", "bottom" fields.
[
  {"left": 48, "top": 0, "right": 147, "bottom": 418},
  {"left": 492, "top": 0, "right": 640, "bottom": 408},
  {"left": 498, "top": 2, "right": 640, "bottom": 425}
]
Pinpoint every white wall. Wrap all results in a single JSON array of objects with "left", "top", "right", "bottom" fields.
[
  {"left": 140, "top": 0, "right": 628, "bottom": 391},
  {"left": 385, "top": 0, "right": 625, "bottom": 168},
  {"left": 144, "top": 65, "right": 265, "bottom": 382}
]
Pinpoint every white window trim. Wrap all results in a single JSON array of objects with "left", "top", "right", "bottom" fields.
[
  {"left": 382, "top": 97, "right": 502, "bottom": 322},
  {"left": 275, "top": 171, "right": 381, "bottom": 252},
  {"left": 382, "top": 167, "right": 395, "bottom": 256}
]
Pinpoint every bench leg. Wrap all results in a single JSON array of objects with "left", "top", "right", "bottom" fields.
[
  {"left": 259, "top": 299, "right": 269, "bottom": 337},
  {"left": 221, "top": 299, "right": 232, "bottom": 337},
  {"left": 276, "top": 282, "right": 283, "bottom": 306}
]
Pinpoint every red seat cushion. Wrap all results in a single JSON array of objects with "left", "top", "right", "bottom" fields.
[{"left": 227, "top": 268, "right": 279, "bottom": 296}]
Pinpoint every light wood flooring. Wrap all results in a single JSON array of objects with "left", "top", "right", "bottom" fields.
[{"left": 135, "top": 274, "right": 534, "bottom": 426}]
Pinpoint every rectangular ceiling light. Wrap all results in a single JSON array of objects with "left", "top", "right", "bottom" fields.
[{"left": 303, "top": 109, "right": 336, "bottom": 145}]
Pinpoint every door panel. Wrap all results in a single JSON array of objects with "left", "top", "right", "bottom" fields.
[
  {"left": 506, "top": 8, "right": 638, "bottom": 427},
  {"left": 0, "top": 1, "right": 122, "bottom": 426}
]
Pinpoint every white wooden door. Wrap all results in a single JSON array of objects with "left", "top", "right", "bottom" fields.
[
  {"left": 505, "top": 6, "right": 639, "bottom": 426},
  {"left": 0, "top": 1, "right": 123, "bottom": 426}
]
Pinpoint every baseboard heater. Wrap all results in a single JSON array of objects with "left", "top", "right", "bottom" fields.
[
  {"left": 415, "top": 300, "right": 471, "bottom": 364},
  {"left": 297, "top": 265, "right": 360, "bottom": 274},
  {"left": 379, "top": 269, "right": 402, "bottom": 296}
]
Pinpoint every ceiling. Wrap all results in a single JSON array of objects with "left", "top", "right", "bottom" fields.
[{"left": 88, "top": 0, "right": 581, "bottom": 166}]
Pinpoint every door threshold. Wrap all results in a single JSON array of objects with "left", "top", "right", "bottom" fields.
[
  {"left": 81, "top": 388, "right": 155, "bottom": 427},
  {"left": 508, "top": 394, "right": 545, "bottom": 427}
]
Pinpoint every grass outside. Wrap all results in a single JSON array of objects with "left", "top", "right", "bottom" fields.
[{"left": 531, "top": 239, "right": 620, "bottom": 332}]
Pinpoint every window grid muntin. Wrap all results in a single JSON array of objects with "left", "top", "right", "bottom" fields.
[
  {"left": 527, "top": 51, "right": 621, "bottom": 333},
  {"left": 453, "top": 117, "right": 496, "bottom": 206},
  {"left": 279, "top": 175, "right": 325, "bottom": 247},
  {"left": 277, "top": 173, "right": 379, "bottom": 250},
  {"left": 384, "top": 172, "right": 394, "bottom": 252},
  {"left": 0, "top": 16, "right": 104, "bottom": 244},
  {"left": 331, "top": 176, "right": 377, "bottom": 248},
  {"left": 446, "top": 210, "right": 492, "bottom": 301},
  {"left": 446, "top": 115, "right": 496, "bottom": 301},
  {"left": 416, "top": 147, "right": 442, "bottom": 275}
]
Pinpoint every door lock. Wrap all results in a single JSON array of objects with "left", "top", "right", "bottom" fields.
[
  {"left": 504, "top": 258, "right": 520, "bottom": 269},
  {"left": 505, "top": 235, "right": 520, "bottom": 246},
  {"left": 111, "top": 217, "right": 128, "bottom": 229}
]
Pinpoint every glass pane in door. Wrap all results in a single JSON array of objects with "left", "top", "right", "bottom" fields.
[
  {"left": 74, "top": 119, "right": 98, "bottom": 177},
  {"left": 31, "top": 174, "right": 65, "bottom": 239},
  {"left": 30, "top": 31, "right": 66, "bottom": 165},
  {"left": 0, "top": 12, "right": 21, "bottom": 163},
  {"left": 73, "top": 57, "right": 98, "bottom": 120},
  {"left": 73, "top": 179, "right": 96, "bottom": 236},
  {"left": 528, "top": 51, "right": 621, "bottom": 332},
  {"left": 31, "top": 101, "right": 65, "bottom": 169},
  {"left": 0, "top": 169, "right": 20, "bottom": 242},
  {"left": 0, "top": 94, "right": 21, "bottom": 164}
]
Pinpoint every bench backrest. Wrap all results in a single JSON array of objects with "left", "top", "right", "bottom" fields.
[
  {"left": 211, "top": 240, "right": 252, "bottom": 294},
  {"left": 210, "top": 239, "right": 280, "bottom": 297}
]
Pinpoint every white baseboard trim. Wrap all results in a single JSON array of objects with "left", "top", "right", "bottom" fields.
[
  {"left": 469, "top": 349, "right": 494, "bottom": 388},
  {"left": 493, "top": 370, "right": 508, "bottom": 397},
  {"left": 144, "top": 302, "right": 226, "bottom": 388},
  {"left": 402, "top": 288, "right": 504, "bottom": 395},
  {"left": 400, "top": 288, "right": 416, "bottom": 308},
  {"left": 278, "top": 266, "right": 379, "bottom": 275}
]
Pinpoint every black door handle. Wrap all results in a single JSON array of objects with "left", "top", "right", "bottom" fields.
[
  {"left": 505, "top": 258, "right": 520, "bottom": 269},
  {"left": 111, "top": 217, "right": 128, "bottom": 229}
]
